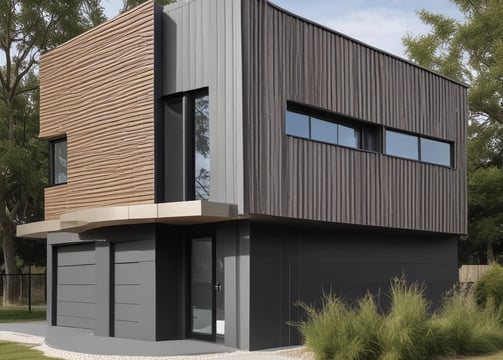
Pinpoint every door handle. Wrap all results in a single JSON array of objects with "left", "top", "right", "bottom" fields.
[{"left": 214, "top": 283, "right": 222, "bottom": 292}]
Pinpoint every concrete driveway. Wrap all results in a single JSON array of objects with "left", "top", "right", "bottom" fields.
[{"left": 0, "top": 322, "right": 306, "bottom": 360}]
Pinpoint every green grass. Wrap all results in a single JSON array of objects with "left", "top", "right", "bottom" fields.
[
  {"left": 0, "top": 307, "right": 46, "bottom": 323},
  {"left": 0, "top": 341, "right": 61, "bottom": 359}
]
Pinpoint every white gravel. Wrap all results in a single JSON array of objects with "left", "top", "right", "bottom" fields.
[{"left": 0, "top": 331, "right": 306, "bottom": 360}]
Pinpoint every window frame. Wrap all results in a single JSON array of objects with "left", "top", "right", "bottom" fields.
[
  {"left": 285, "top": 102, "right": 380, "bottom": 152},
  {"left": 189, "top": 89, "right": 210, "bottom": 201},
  {"left": 49, "top": 137, "right": 68, "bottom": 186},
  {"left": 384, "top": 129, "right": 420, "bottom": 161},
  {"left": 419, "top": 137, "right": 453, "bottom": 167},
  {"left": 384, "top": 128, "right": 454, "bottom": 168},
  {"left": 284, "top": 101, "right": 454, "bottom": 169}
]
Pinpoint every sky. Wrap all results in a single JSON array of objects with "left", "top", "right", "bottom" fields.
[{"left": 102, "top": 0, "right": 463, "bottom": 59}]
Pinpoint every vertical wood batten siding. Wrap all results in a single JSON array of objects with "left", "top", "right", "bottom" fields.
[
  {"left": 242, "top": 0, "right": 467, "bottom": 234},
  {"left": 40, "top": 2, "right": 155, "bottom": 220},
  {"left": 162, "top": 0, "right": 244, "bottom": 212}
]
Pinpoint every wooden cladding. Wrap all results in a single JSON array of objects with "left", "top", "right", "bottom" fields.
[
  {"left": 40, "top": 2, "right": 155, "bottom": 220},
  {"left": 242, "top": 0, "right": 467, "bottom": 234}
]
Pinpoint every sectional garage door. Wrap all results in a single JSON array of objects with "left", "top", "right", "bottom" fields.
[
  {"left": 56, "top": 243, "right": 96, "bottom": 329},
  {"left": 114, "top": 240, "right": 155, "bottom": 340}
]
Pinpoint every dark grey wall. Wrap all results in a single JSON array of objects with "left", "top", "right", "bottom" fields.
[
  {"left": 241, "top": 0, "right": 467, "bottom": 234},
  {"left": 156, "top": 225, "right": 186, "bottom": 340},
  {"left": 248, "top": 220, "right": 458, "bottom": 350}
]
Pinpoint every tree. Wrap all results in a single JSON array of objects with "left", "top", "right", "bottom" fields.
[
  {"left": 465, "top": 121, "right": 503, "bottom": 262},
  {"left": 0, "top": 0, "right": 106, "bottom": 305},
  {"left": 403, "top": 0, "right": 503, "bottom": 263},
  {"left": 121, "top": 0, "right": 176, "bottom": 13}
]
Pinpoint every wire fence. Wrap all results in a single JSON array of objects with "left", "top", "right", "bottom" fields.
[{"left": 0, "top": 273, "right": 47, "bottom": 310}]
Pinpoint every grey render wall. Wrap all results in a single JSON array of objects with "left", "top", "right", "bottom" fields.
[
  {"left": 241, "top": 0, "right": 468, "bottom": 234},
  {"left": 248, "top": 220, "right": 458, "bottom": 350},
  {"left": 162, "top": 0, "right": 244, "bottom": 212}
]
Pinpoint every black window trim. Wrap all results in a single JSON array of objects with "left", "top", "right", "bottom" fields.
[
  {"left": 49, "top": 136, "right": 68, "bottom": 187},
  {"left": 285, "top": 101, "right": 455, "bottom": 169},
  {"left": 189, "top": 88, "right": 210, "bottom": 201},
  {"left": 165, "top": 87, "right": 210, "bottom": 201},
  {"left": 384, "top": 128, "right": 454, "bottom": 168},
  {"left": 286, "top": 102, "right": 377, "bottom": 152}
]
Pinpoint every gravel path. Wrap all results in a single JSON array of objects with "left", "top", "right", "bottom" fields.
[{"left": 0, "top": 331, "right": 313, "bottom": 360}]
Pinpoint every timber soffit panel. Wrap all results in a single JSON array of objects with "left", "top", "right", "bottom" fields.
[
  {"left": 16, "top": 201, "right": 239, "bottom": 239},
  {"left": 242, "top": 0, "right": 468, "bottom": 234},
  {"left": 40, "top": 2, "right": 156, "bottom": 220}
]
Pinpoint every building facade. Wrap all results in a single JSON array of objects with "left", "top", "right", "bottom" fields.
[{"left": 18, "top": 0, "right": 467, "bottom": 350}]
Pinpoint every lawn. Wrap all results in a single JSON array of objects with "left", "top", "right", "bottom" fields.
[
  {"left": 0, "top": 341, "right": 60, "bottom": 360},
  {"left": 0, "top": 307, "right": 46, "bottom": 323}
]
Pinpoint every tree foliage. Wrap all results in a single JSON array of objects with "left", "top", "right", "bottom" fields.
[
  {"left": 121, "top": 0, "right": 176, "bottom": 13},
  {"left": 0, "top": 0, "right": 106, "bottom": 304},
  {"left": 403, "top": 0, "right": 503, "bottom": 263}
]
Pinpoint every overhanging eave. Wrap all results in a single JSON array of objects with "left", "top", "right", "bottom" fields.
[{"left": 17, "top": 201, "right": 238, "bottom": 239}]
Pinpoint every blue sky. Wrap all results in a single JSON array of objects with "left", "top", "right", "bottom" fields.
[{"left": 102, "top": 0, "right": 462, "bottom": 59}]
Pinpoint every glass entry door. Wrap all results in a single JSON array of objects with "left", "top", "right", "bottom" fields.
[{"left": 190, "top": 237, "right": 215, "bottom": 339}]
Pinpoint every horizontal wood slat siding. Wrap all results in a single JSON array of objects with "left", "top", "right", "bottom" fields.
[
  {"left": 242, "top": 0, "right": 467, "bottom": 234},
  {"left": 40, "top": 2, "right": 155, "bottom": 220}
]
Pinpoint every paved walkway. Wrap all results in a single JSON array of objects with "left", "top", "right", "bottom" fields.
[{"left": 0, "top": 322, "right": 305, "bottom": 360}]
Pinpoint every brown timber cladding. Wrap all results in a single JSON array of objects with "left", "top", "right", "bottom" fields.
[
  {"left": 40, "top": 2, "right": 155, "bottom": 220},
  {"left": 242, "top": 0, "right": 467, "bottom": 234}
]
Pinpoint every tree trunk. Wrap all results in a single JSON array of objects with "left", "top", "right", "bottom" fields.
[
  {"left": 2, "top": 225, "right": 19, "bottom": 306},
  {"left": 487, "top": 241, "right": 495, "bottom": 264}
]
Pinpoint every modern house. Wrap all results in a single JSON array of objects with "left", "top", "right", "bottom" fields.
[{"left": 17, "top": 0, "right": 467, "bottom": 351}]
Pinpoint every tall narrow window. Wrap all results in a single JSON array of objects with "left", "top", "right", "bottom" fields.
[
  {"left": 50, "top": 138, "right": 67, "bottom": 185},
  {"left": 194, "top": 93, "right": 210, "bottom": 200}
]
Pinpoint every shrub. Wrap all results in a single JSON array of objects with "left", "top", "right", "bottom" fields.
[
  {"left": 296, "top": 293, "right": 383, "bottom": 360},
  {"left": 378, "top": 278, "right": 437, "bottom": 360},
  {"left": 433, "top": 287, "right": 503, "bottom": 356},
  {"left": 475, "top": 263, "right": 503, "bottom": 307},
  {"left": 351, "top": 294, "right": 383, "bottom": 359},
  {"left": 296, "top": 276, "right": 503, "bottom": 360}
]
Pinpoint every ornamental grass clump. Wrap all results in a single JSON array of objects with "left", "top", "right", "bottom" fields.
[
  {"left": 296, "top": 293, "right": 383, "bottom": 360},
  {"left": 433, "top": 287, "right": 503, "bottom": 356},
  {"left": 475, "top": 263, "right": 503, "bottom": 307},
  {"left": 378, "top": 278, "right": 437, "bottom": 360}
]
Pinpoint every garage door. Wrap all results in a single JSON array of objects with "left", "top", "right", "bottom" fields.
[
  {"left": 114, "top": 240, "right": 154, "bottom": 340},
  {"left": 56, "top": 243, "right": 96, "bottom": 330}
]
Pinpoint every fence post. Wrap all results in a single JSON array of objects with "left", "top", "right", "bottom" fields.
[
  {"left": 44, "top": 270, "right": 47, "bottom": 304},
  {"left": 28, "top": 267, "right": 32, "bottom": 313}
]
